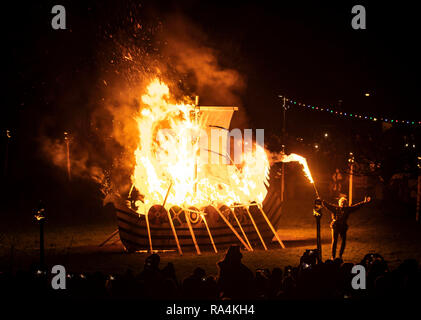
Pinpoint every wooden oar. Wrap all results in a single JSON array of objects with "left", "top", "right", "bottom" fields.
[
  {"left": 215, "top": 207, "right": 251, "bottom": 251},
  {"left": 257, "top": 204, "right": 285, "bottom": 249},
  {"left": 162, "top": 183, "right": 183, "bottom": 255},
  {"left": 99, "top": 229, "right": 119, "bottom": 247},
  {"left": 232, "top": 209, "right": 253, "bottom": 251},
  {"left": 185, "top": 209, "right": 201, "bottom": 255},
  {"left": 167, "top": 208, "right": 183, "bottom": 256},
  {"left": 200, "top": 212, "right": 217, "bottom": 253},
  {"left": 245, "top": 206, "right": 267, "bottom": 250}
]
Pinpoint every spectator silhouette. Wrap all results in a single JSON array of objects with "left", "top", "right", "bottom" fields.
[
  {"left": 268, "top": 267, "right": 283, "bottom": 298},
  {"left": 254, "top": 268, "right": 271, "bottom": 299},
  {"left": 216, "top": 245, "right": 254, "bottom": 299},
  {"left": 182, "top": 267, "right": 204, "bottom": 299},
  {"left": 137, "top": 253, "right": 165, "bottom": 299},
  {"left": 0, "top": 251, "right": 419, "bottom": 300},
  {"left": 162, "top": 262, "right": 178, "bottom": 286}
]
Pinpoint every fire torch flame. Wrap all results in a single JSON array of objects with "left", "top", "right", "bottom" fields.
[
  {"left": 279, "top": 153, "right": 314, "bottom": 184},
  {"left": 272, "top": 152, "right": 319, "bottom": 197}
]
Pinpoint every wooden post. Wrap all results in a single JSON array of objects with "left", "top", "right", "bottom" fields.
[
  {"left": 64, "top": 132, "right": 71, "bottom": 181},
  {"left": 232, "top": 209, "right": 253, "bottom": 251},
  {"left": 316, "top": 213, "right": 322, "bottom": 262},
  {"left": 349, "top": 161, "right": 354, "bottom": 205},
  {"left": 245, "top": 207, "right": 268, "bottom": 250},
  {"left": 215, "top": 207, "right": 251, "bottom": 250},
  {"left": 39, "top": 219, "right": 45, "bottom": 270},
  {"left": 280, "top": 97, "right": 287, "bottom": 202},
  {"left": 313, "top": 198, "right": 323, "bottom": 263},
  {"left": 416, "top": 175, "right": 421, "bottom": 223},
  {"left": 194, "top": 97, "right": 199, "bottom": 196},
  {"left": 257, "top": 204, "right": 285, "bottom": 249},
  {"left": 4, "top": 129, "right": 10, "bottom": 177},
  {"left": 280, "top": 162, "right": 285, "bottom": 202}
]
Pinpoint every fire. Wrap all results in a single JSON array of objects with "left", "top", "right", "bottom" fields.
[
  {"left": 274, "top": 153, "right": 314, "bottom": 184},
  {"left": 131, "top": 78, "right": 269, "bottom": 215}
]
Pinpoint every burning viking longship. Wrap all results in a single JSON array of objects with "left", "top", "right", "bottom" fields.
[{"left": 111, "top": 79, "right": 284, "bottom": 254}]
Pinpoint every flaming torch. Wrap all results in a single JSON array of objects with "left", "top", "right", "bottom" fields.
[
  {"left": 273, "top": 152, "right": 323, "bottom": 261},
  {"left": 273, "top": 153, "right": 320, "bottom": 198},
  {"left": 272, "top": 152, "right": 322, "bottom": 258}
]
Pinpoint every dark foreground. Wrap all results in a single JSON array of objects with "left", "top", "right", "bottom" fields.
[{"left": 1, "top": 201, "right": 421, "bottom": 301}]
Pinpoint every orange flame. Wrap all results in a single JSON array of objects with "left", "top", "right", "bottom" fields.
[
  {"left": 131, "top": 78, "right": 269, "bottom": 215},
  {"left": 275, "top": 153, "right": 314, "bottom": 184}
]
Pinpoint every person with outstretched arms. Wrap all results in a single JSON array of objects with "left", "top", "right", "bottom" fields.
[{"left": 323, "top": 196, "right": 371, "bottom": 259}]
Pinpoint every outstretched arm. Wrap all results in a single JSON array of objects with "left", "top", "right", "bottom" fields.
[
  {"left": 349, "top": 196, "right": 371, "bottom": 212},
  {"left": 322, "top": 200, "right": 338, "bottom": 213}
]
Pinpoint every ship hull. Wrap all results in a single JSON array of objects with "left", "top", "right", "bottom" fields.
[{"left": 114, "top": 189, "right": 283, "bottom": 252}]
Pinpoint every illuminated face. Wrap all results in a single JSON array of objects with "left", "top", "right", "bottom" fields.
[{"left": 338, "top": 198, "right": 348, "bottom": 207}]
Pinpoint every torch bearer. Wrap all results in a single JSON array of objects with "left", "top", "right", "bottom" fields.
[{"left": 34, "top": 201, "right": 46, "bottom": 271}]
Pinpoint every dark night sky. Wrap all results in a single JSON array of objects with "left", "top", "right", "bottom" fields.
[
  {"left": 4, "top": 2, "right": 420, "bottom": 114},
  {"left": 2, "top": 1, "right": 421, "bottom": 213},
  {"left": 4, "top": 1, "right": 420, "bottom": 130}
]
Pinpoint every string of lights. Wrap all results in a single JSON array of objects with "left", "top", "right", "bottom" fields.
[{"left": 278, "top": 95, "right": 421, "bottom": 126}]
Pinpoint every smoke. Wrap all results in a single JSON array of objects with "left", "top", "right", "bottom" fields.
[
  {"left": 156, "top": 15, "right": 245, "bottom": 106},
  {"left": 39, "top": 9, "right": 249, "bottom": 199},
  {"left": 40, "top": 137, "right": 106, "bottom": 187}
]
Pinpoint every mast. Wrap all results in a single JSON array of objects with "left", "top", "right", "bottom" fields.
[{"left": 194, "top": 96, "right": 199, "bottom": 196}]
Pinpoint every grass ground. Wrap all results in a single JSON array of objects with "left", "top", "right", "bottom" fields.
[{"left": 1, "top": 200, "right": 421, "bottom": 281}]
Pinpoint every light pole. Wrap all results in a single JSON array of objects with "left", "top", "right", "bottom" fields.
[
  {"left": 348, "top": 152, "right": 355, "bottom": 205},
  {"left": 34, "top": 201, "right": 46, "bottom": 270},
  {"left": 416, "top": 156, "right": 421, "bottom": 223},
  {"left": 281, "top": 145, "right": 285, "bottom": 202},
  {"left": 313, "top": 198, "right": 323, "bottom": 263},
  {"left": 279, "top": 96, "right": 289, "bottom": 202},
  {"left": 4, "top": 129, "right": 11, "bottom": 177},
  {"left": 64, "top": 131, "right": 71, "bottom": 181}
]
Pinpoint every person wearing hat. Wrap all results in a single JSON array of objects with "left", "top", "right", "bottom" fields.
[
  {"left": 216, "top": 245, "right": 254, "bottom": 299},
  {"left": 322, "top": 195, "right": 371, "bottom": 260}
]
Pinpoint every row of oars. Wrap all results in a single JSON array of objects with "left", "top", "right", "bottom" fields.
[
  {"left": 228, "top": 203, "right": 285, "bottom": 251},
  {"left": 143, "top": 183, "right": 285, "bottom": 255}
]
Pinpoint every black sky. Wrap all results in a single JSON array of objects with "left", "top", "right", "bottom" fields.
[
  {"left": 2, "top": 0, "right": 421, "bottom": 182},
  {"left": 4, "top": 1, "right": 420, "bottom": 129}
]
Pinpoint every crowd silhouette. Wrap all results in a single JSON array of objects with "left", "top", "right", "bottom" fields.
[{"left": 0, "top": 246, "right": 420, "bottom": 300}]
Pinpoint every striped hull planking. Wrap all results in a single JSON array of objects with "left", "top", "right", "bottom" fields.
[{"left": 114, "top": 190, "right": 283, "bottom": 253}]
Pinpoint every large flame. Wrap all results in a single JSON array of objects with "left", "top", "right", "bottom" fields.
[
  {"left": 273, "top": 153, "right": 314, "bottom": 184},
  {"left": 131, "top": 78, "right": 269, "bottom": 215}
]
